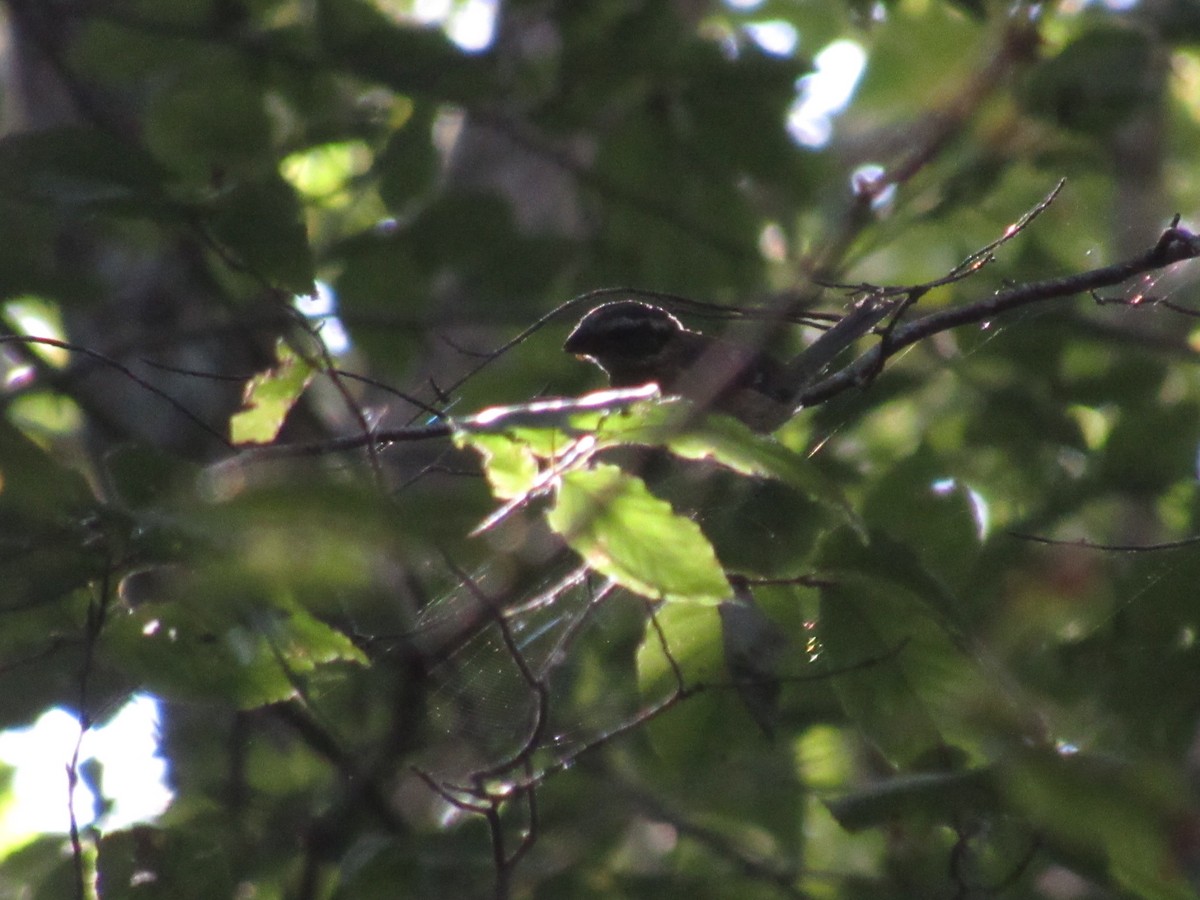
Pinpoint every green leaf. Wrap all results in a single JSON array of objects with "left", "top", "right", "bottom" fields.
[
  {"left": 942, "top": 0, "right": 987, "bottom": 19},
  {"left": 145, "top": 66, "right": 272, "bottom": 176},
  {"left": 674, "top": 41, "right": 810, "bottom": 181},
  {"left": 718, "top": 595, "right": 789, "bottom": 736},
  {"left": 104, "top": 600, "right": 365, "bottom": 709},
  {"left": 0, "top": 127, "right": 171, "bottom": 213},
  {"left": 817, "top": 572, "right": 971, "bottom": 767},
  {"left": 0, "top": 419, "right": 94, "bottom": 516},
  {"left": 204, "top": 177, "right": 315, "bottom": 293},
  {"left": 1099, "top": 400, "right": 1200, "bottom": 495},
  {"left": 377, "top": 108, "right": 439, "bottom": 209},
  {"left": 547, "top": 464, "right": 730, "bottom": 604},
  {"left": 1002, "top": 749, "right": 1196, "bottom": 899},
  {"left": 819, "top": 526, "right": 967, "bottom": 637},
  {"left": 103, "top": 445, "right": 198, "bottom": 509},
  {"left": 636, "top": 601, "right": 730, "bottom": 749},
  {"left": 860, "top": 451, "right": 985, "bottom": 596},
  {"left": 97, "top": 824, "right": 237, "bottom": 899},
  {"left": 826, "top": 767, "right": 1000, "bottom": 831},
  {"left": 596, "top": 399, "right": 860, "bottom": 527},
  {"left": 229, "top": 341, "right": 315, "bottom": 446},
  {"left": 318, "top": 0, "right": 489, "bottom": 100},
  {"left": 1021, "top": 27, "right": 1155, "bottom": 134},
  {"left": 456, "top": 432, "right": 540, "bottom": 500}
]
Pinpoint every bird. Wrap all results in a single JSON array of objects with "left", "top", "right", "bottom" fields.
[{"left": 563, "top": 298, "right": 889, "bottom": 432}]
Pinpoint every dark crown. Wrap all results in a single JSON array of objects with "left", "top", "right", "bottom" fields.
[{"left": 564, "top": 301, "right": 684, "bottom": 359}]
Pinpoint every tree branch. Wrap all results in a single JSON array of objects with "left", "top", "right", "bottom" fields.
[{"left": 799, "top": 222, "right": 1200, "bottom": 406}]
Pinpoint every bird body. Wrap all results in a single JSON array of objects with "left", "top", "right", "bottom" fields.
[{"left": 564, "top": 299, "right": 887, "bottom": 431}]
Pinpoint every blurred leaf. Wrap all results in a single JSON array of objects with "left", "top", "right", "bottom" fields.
[
  {"left": 636, "top": 601, "right": 728, "bottom": 749},
  {"left": 0, "top": 419, "right": 94, "bottom": 516},
  {"left": 104, "top": 596, "right": 365, "bottom": 709},
  {"left": 1002, "top": 749, "right": 1196, "bottom": 899},
  {"left": 103, "top": 446, "right": 198, "bottom": 510},
  {"left": 229, "top": 341, "right": 316, "bottom": 445},
  {"left": 851, "top": 2, "right": 984, "bottom": 116},
  {"left": 943, "top": 0, "right": 987, "bottom": 18},
  {"left": 594, "top": 131, "right": 761, "bottom": 293},
  {"left": 404, "top": 191, "right": 567, "bottom": 302},
  {"left": 1098, "top": 400, "right": 1200, "bottom": 495},
  {"left": 317, "top": 0, "right": 489, "bottom": 100},
  {"left": 376, "top": 108, "right": 439, "bottom": 209},
  {"left": 816, "top": 570, "right": 972, "bottom": 768},
  {"left": 458, "top": 432, "right": 540, "bottom": 500},
  {"left": 145, "top": 64, "right": 272, "bottom": 177},
  {"left": 204, "top": 177, "right": 315, "bottom": 293},
  {"left": 718, "top": 590, "right": 789, "bottom": 737},
  {"left": 826, "top": 766, "right": 1000, "bottom": 831},
  {"left": 332, "top": 228, "right": 429, "bottom": 329},
  {"left": 860, "top": 450, "right": 984, "bottom": 594},
  {"left": 96, "top": 824, "right": 237, "bottom": 899},
  {"left": 1022, "top": 27, "right": 1156, "bottom": 134},
  {"left": 673, "top": 41, "right": 810, "bottom": 183},
  {"left": 1150, "top": 0, "right": 1200, "bottom": 40},
  {"left": 596, "top": 399, "right": 861, "bottom": 528},
  {"left": 821, "top": 523, "right": 974, "bottom": 634},
  {"left": 0, "top": 127, "right": 170, "bottom": 213},
  {"left": 0, "top": 836, "right": 79, "bottom": 899},
  {"left": 182, "top": 479, "right": 418, "bottom": 603},
  {"left": 547, "top": 464, "right": 730, "bottom": 604},
  {"left": 688, "top": 474, "right": 832, "bottom": 575}
]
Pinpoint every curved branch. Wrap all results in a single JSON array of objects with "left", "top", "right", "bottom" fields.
[{"left": 798, "top": 223, "right": 1200, "bottom": 406}]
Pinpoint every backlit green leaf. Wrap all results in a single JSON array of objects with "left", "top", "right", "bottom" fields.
[
  {"left": 547, "top": 464, "right": 730, "bottom": 604},
  {"left": 229, "top": 342, "right": 315, "bottom": 446}
]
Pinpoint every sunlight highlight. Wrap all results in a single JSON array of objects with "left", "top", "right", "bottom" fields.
[
  {"left": 296, "top": 281, "right": 351, "bottom": 355},
  {"left": 789, "top": 40, "right": 866, "bottom": 148},
  {"left": 412, "top": 0, "right": 497, "bottom": 52},
  {"left": 0, "top": 695, "right": 172, "bottom": 855},
  {"left": 743, "top": 20, "right": 798, "bottom": 57}
]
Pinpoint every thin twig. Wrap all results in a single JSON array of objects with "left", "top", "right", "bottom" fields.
[
  {"left": 798, "top": 223, "right": 1200, "bottom": 406},
  {"left": 0, "top": 335, "right": 234, "bottom": 449},
  {"left": 68, "top": 561, "right": 114, "bottom": 900},
  {"left": 1009, "top": 531, "right": 1200, "bottom": 553}
]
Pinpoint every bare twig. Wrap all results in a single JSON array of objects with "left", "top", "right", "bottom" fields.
[
  {"left": 798, "top": 222, "right": 1200, "bottom": 407},
  {"left": 1009, "top": 532, "right": 1200, "bottom": 553},
  {"left": 947, "top": 179, "right": 1066, "bottom": 280},
  {"left": 0, "top": 335, "right": 234, "bottom": 449},
  {"left": 67, "top": 561, "right": 115, "bottom": 900}
]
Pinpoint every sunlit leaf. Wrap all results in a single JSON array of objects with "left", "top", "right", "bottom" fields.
[
  {"left": 635, "top": 600, "right": 733, "bottom": 759},
  {"left": 456, "top": 432, "right": 540, "bottom": 500},
  {"left": 595, "top": 398, "right": 860, "bottom": 526},
  {"left": 547, "top": 464, "right": 730, "bottom": 604},
  {"left": 229, "top": 342, "right": 315, "bottom": 446},
  {"left": 104, "top": 601, "right": 365, "bottom": 710}
]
